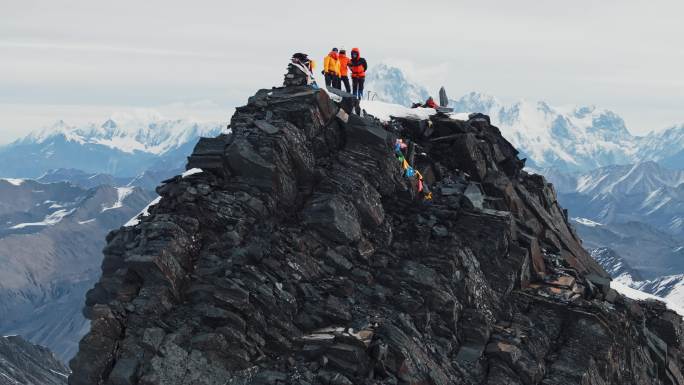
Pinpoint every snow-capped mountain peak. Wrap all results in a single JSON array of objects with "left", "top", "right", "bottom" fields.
[
  {"left": 451, "top": 92, "right": 639, "bottom": 171},
  {"left": 22, "top": 116, "right": 224, "bottom": 155},
  {"left": 364, "top": 63, "right": 430, "bottom": 106},
  {"left": 638, "top": 123, "right": 684, "bottom": 169},
  {"left": 2, "top": 115, "right": 225, "bottom": 178},
  {"left": 451, "top": 91, "right": 501, "bottom": 114}
]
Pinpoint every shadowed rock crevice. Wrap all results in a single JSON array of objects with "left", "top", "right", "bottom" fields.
[{"left": 68, "top": 78, "right": 684, "bottom": 385}]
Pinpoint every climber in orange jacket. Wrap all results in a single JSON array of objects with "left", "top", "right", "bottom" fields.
[
  {"left": 338, "top": 49, "right": 351, "bottom": 93},
  {"left": 323, "top": 48, "right": 341, "bottom": 89}
]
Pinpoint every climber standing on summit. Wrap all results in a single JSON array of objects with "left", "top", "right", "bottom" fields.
[
  {"left": 338, "top": 49, "right": 351, "bottom": 93},
  {"left": 349, "top": 47, "right": 367, "bottom": 114},
  {"left": 323, "top": 48, "right": 341, "bottom": 89}
]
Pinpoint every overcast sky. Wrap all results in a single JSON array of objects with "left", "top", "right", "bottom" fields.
[{"left": 1, "top": 0, "right": 682, "bottom": 143}]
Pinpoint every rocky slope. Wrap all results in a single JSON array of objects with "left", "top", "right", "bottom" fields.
[
  {"left": 0, "top": 335, "right": 69, "bottom": 385},
  {"left": 69, "top": 77, "right": 684, "bottom": 384}
]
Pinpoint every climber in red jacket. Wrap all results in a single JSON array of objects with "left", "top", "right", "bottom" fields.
[
  {"left": 423, "top": 97, "right": 438, "bottom": 109},
  {"left": 349, "top": 48, "right": 367, "bottom": 100}
]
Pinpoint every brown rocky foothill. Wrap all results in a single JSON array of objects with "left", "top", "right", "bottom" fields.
[{"left": 69, "top": 70, "right": 684, "bottom": 384}]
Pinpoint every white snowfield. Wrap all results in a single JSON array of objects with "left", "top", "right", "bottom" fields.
[
  {"left": 359, "top": 99, "right": 469, "bottom": 124},
  {"left": 125, "top": 196, "right": 162, "bottom": 227},
  {"left": 101, "top": 187, "right": 135, "bottom": 212},
  {"left": 361, "top": 100, "right": 437, "bottom": 121}
]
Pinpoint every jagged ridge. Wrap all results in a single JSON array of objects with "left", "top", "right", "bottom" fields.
[{"left": 69, "top": 79, "right": 684, "bottom": 384}]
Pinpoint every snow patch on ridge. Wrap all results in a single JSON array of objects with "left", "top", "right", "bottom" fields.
[
  {"left": 0, "top": 372, "right": 19, "bottom": 383},
  {"left": 572, "top": 217, "right": 602, "bottom": 227},
  {"left": 1, "top": 178, "right": 25, "bottom": 186},
  {"left": 125, "top": 196, "right": 162, "bottom": 227},
  {"left": 49, "top": 369, "right": 69, "bottom": 379},
  {"left": 10, "top": 208, "right": 76, "bottom": 229},
  {"left": 101, "top": 187, "right": 134, "bottom": 212},
  {"left": 182, "top": 168, "right": 203, "bottom": 178}
]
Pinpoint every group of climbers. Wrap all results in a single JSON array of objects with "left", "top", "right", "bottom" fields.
[{"left": 323, "top": 47, "right": 367, "bottom": 100}]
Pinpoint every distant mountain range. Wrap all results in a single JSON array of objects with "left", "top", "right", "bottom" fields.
[
  {"left": 0, "top": 335, "right": 68, "bottom": 384},
  {"left": 573, "top": 219, "right": 684, "bottom": 279},
  {"left": 36, "top": 167, "right": 177, "bottom": 191},
  {"left": 560, "top": 161, "right": 684, "bottom": 304},
  {"left": 0, "top": 178, "right": 155, "bottom": 361},
  {"left": 0, "top": 117, "right": 225, "bottom": 178},
  {"left": 450, "top": 93, "right": 684, "bottom": 172},
  {"left": 546, "top": 162, "right": 684, "bottom": 238},
  {"left": 3, "top": 66, "right": 681, "bottom": 181},
  {"left": 559, "top": 161, "right": 684, "bottom": 286}
]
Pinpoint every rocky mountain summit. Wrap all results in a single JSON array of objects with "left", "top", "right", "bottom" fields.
[{"left": 69, "top": 72, "right": 684, "bottom": 384}]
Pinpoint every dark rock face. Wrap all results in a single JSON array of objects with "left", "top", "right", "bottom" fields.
[
  {"left": 0, "top": 335, "right": 69, "bottom": 384},
  {"left": 69, "top": 82, "right": 684, "bottom": 384}
]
